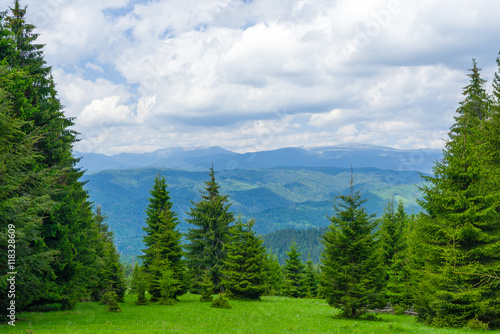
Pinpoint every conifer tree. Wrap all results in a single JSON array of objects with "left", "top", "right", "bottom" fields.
[
  {"left": 1, "top": 1, "right": 105, "bottom": 309},
  {"left": 140, "top": 174, "right": 187, "bottom": 301},
  {"left": 185, "top": 166, "right": 234, "bottom": 292},
  {"left": 222, "top": 218, "right": 267, "bottom": 300},
  {"left": 282, "top": 242, "right": 306, "bottom": 298},
  {"left": 378, "top": 198, "right": 411, "bottom": 307},
  {"left": 415, "top": 60, "right": 500, "bottom": 328},
  {"left": 0, "top": 66, "right": 59, "bottom": 314},
  {"left": 88, "top": 206, "right": 127, "bottom": 302},
  {"left": 263, "top": 250, "right": 283, "bottom": 296},
  {"left": 134, "top": 265, "right": 149, "bottom": 305},
  {"left": 304, "top": 256, "right": 318, "bottom": 298},
  {"left": 199, "top": 269, "right": 214, "bottom": 302},
  {"left": 320, "top": 170, "right": 384, "bottom": 318}
]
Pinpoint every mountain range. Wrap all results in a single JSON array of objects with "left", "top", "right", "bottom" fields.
[{"left": 75, "top": 144, "right": 442, "bottom": 174}]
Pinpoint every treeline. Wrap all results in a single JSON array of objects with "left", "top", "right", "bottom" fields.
[
  {"left": 0, "top": 0, "right": 126, "bottom": 317},
  {"left": 261, "top": 227, "right": 327, "bottom": 264}
]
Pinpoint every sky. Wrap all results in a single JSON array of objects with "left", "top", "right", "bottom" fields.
[{"left": 3, "top": 0, "right": 500, "bottom": 154}]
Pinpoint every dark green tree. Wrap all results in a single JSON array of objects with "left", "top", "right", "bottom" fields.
[
  {"left": 415, "top": 60, "right": 500, "bottom": 328},
  {"left": 263, "top": 249, "right": 283, "bottom": 296},
  {"left": 222, "top": 218, "right": 267, "bottom": 300},
  {"left": 320, "top": 170, "right": 384, "bottom": 318},
  {"left": 304, "top": 256, "right": 318, "bottom": 298},
  {"left": 89, "top": 206, "right": 127, "bottom": 302},
  {"left": 0, "top": 66, "right": 59, "bottom": 315},
  {"left": 1, "top": 1, "right": 105, "bottom": 310},
  {"left": 185, "top": 166, "right": 234, "bottom": 293},
  {"left": 282, "top": 242, "right": 306, "bottom": 298},
  {"left": 140, "top": 174, "right": 187, "bottom": 301},
  {"left": 199, "top": 269, "right": 214, "bottom": 302},
  {"left": 378, "top": 198, "right": 412, "bottom": 307}
]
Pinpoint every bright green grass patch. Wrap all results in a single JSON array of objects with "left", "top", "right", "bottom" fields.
[{"left": 1, "top": 294, "right": 498, "bottom": 333}]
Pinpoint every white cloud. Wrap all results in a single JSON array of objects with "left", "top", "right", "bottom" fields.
[{"left": 1, "top": 0, "right": 499, "bottom": 154}]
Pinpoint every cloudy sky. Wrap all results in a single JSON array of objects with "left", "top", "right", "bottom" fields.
[{"left": 4, "top": 0, "right": 500, "bottom": 154}]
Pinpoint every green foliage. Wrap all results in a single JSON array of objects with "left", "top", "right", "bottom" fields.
[
  {"left": 199, "top": 270, "right": 214, "bottom": 302},
  {"left": 185, "top": 166, "right": 234, "bottom": 293},
  {"left": 210, "top": 294, "right": 232, "bottom": 309},
  {"left": 80, "top": 167, "right": 425, "bottom": 262},
  {"left": 415, "top": 59, "right": 500, "bottom": 328},
  {"left": 304, "top": 257, "right": 319, "bottom": 298},
  {"left": 140, "top": 174, "right": 187, "bottom": 301},
  {"left": 157, "top": 267, "right": 178, "bottom": 305},
  {"left": 320, "top": 171, "right": 385, "bottom": 318},
  {"left": 101, "top": 291, "right": 122, "bottom": 313},
  {"left": 0, "top": 1, "right": 118, "bottom": 311},
  {"left": 377, "top": 198, "right": 412, "bottom": 306},
  {"left": 282, "top": 242, "right": 306, "bottom": 298},
  {"left": 262, "top": 227, "right": 327, "bottom": 265},
  {"left": 0, "top": 66, "right": 60, "bottom": 316},
  {"left": 263, "top": 250, "right": 284, "bottom": 296},
  {"left": 129, "top": 265, "right": 149, "bottom": 305},
  {"left": 222, "top": 218, "right": 268, "bottom": 300}
]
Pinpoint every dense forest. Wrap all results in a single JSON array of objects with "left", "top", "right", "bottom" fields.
[{"left": 1, "top": 0, "right": 500, "bottom": 330}]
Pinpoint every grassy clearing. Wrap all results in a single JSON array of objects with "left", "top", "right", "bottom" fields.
[{"left": 1, "top": 294, "right": 498, "bottom": 333}]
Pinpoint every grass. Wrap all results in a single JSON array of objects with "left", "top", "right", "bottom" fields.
[{"left": 2, "top": 294, "right": 498, "bottom": 333}]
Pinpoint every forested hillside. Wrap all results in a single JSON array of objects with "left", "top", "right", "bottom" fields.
[{"left": 81, "top": 166, "right": 424, "bottom": 261}]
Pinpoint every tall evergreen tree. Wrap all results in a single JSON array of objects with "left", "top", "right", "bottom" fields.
[
  {"left": 140, "top": 174, "right": 187, "bottom": 301},
  {"left": 1, "top": 1, "right": 104, "bottom": 309},
  {"left": 282, "top": 242, "right": 306, "bottom": 298},
  {"left": 320, "top": 170, "right": 384, "bottom": 318},
  {"left": 222, "top": 218, "right": 267, "bottom": 300},
  {"left": 0, "top": 66, "right": 59, "bottom": 315},
  {"left": 185, "top": 166, "right": 234, "bottom": 293},
  {"left": 415, "top": 60, "right": 500, "bottom": 328}
]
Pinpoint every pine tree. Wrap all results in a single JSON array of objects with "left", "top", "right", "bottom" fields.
[
  {"left": 199, "top": 269, "right": 214, "bottom": 302},
  {"left": 0, "top": 66, "right": 59, "bottom": 314},
  {"left": 222, "top": 218, "right": 267, "bottom": 300},
  {"left": 89, "top": 206, "right": 127, "bottom": 302},
  {"left": 415, "top": 59, "right": 500, "bottom": 328},
  {"left": 304, "top": 256, "right": 318, "bottom": 298},
  {"left": 185, "top": 166, "right": 234, "bottom": 293},
  {"left": 133, "top": 265, "right": 149, "bottom": 305},
  {"left": 1, "top": 1, "right": 105, "bottom": 310},
  {"left": 140, "top": 174, "right": 187, "bottom": 301},
  {"left": 378, "top": 198, "right": 411, "bottom": 307},
  {"left": 320, "top": 169, "right": 384, "bottom": 318},
  {"left": 263, "top": 250, "right": 283, "bottom": 296},
  {"left": 282, "top": 242, "right": 306, "bottom": 298}
]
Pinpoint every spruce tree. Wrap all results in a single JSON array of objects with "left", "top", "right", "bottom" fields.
[
  {"left": 222, "top": 218, "right": 267, "bottom": 300},
  {"left": 263, "top": 250, "right": 283, "bottom": 296},
  {"left": 282, "top": 242, "right": 306, "bottom": 298},
  {"left": 140, "top": 174, "right": 187, "bottom": 301},
  {"left": 415, "top": 60, "right": 500, "bottom": 328},
  {"left": 90, "top": 206, "right": 127, "bottom": 302},
  {"left": 1, "top": 1, "right": 104, "bottom": 309},
  {"left": 304, "top": 256, "right": 318, "bottom": 298},
  {"left": 320, "top": 170, "right": 384, "bottom": 318},
  {"left": 0, "top": 66, "right": 59, "bottom": 314},
  {"left": 378, "top": 198, "right": 412, "bottom": 307},
  {"left": 185, "top": 166, "right": 234, "bottom": 293}
]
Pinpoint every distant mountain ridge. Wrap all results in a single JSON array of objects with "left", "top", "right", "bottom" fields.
[{"left": 75, "top": 144, "right": 442, "bottom": 173}]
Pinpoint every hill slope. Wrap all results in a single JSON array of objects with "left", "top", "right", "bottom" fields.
[
  {"left": 81, "top": 166, "right": 425, "bottom": 261},
  {"left": 76, "top": 144, "right": 441, "bottom": 174}
]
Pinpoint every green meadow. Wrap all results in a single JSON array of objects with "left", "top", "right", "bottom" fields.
[{"left": 2, "top": 294, "right": 498, "bottom": 334}]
